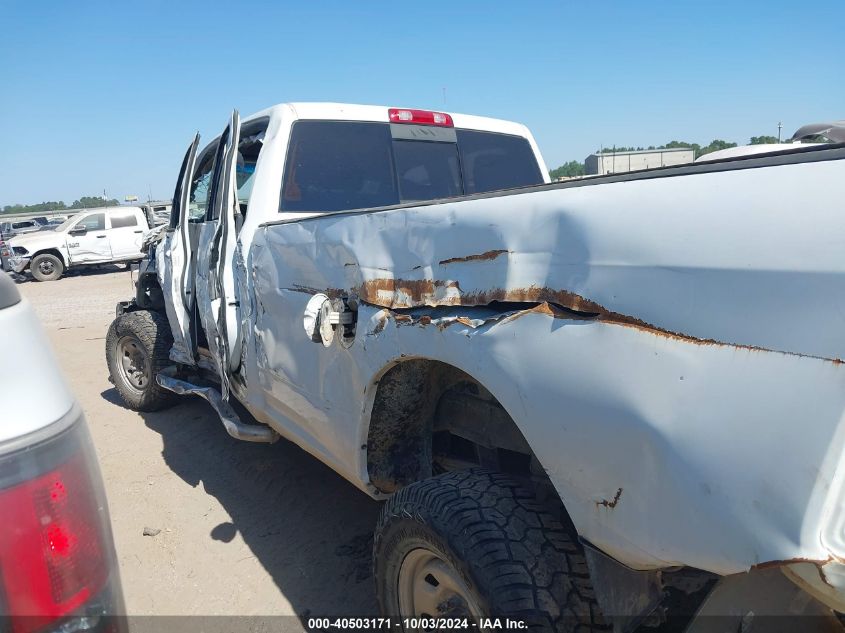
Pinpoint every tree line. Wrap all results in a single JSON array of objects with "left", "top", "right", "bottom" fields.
[
  {"left": 549, "top": 135, "right": 783, "bottom": 180},
  {"left": 1, "top": 196, "right": 121, "bottom": 215}
]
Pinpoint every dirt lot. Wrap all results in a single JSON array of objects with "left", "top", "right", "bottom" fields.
[{"left": 15, "top": 267, "right": 381, "bottom": 621}]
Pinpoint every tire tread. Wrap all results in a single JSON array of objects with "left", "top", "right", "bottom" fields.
[
  {"left": 374, "top": 470, "right": 609, "bottom": 632},
  {"left": 105, "top": 310, "right": 176, "bottom": 411}
]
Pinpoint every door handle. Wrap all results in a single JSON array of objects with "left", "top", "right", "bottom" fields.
[
  {"left": 133, "top": 230, "right": 143, "bottom": 233},
  {"left": 96, "top": 235, "right": 107, "bottom": 238}
]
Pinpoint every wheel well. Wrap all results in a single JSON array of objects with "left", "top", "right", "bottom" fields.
[
  {"left": 31, "top": 248, "right": 66, "bottom": 267},
  {"left": 135, "top": 269, "right": 164, "bottom": 310},
  {"left": 365, "top": 361, "right": 707, "bottom": 625},
  {"left": 366, "top": 359, "right": 536, "bottom": 495}
]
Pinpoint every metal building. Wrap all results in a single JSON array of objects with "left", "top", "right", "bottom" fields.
[{"left": 585, "top": 147, "right": 694, "bottom": 175}]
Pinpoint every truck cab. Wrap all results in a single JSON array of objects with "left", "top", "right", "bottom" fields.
[
  {"left": 126, "top": 102, "right": 549, "bottom": 376},
  {"left": 5, "top": 206, "right": 151, "bottom": 281}
]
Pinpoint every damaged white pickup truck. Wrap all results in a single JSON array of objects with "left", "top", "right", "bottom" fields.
[{"left": 106, "top": 103, "right": 845, "bottom": 631}]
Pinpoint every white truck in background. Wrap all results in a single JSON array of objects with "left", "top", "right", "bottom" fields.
[
  {"left": 4, "top": 206, "right": 151, "bottom": 281},
  {"left": 105, "top": 103, "right": 845, "bottom": 631}
]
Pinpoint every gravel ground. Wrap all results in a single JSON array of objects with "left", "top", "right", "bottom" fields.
[{"left": 15, "top": 267, "right": 381, "bottom": 622}]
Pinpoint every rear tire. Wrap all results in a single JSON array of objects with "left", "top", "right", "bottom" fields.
[
  {"left": 106, "top": 310, "right": 176, "bottom": 411},
  {"left": 373, "top": 470, "right": 607, "bottom": 632},
  {"left": 30, "top": 253, "right": 64, "bottom": 281}
]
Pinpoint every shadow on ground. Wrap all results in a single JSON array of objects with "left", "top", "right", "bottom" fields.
[{"left": 101, "top": 387, "right": 381, "bottom": 620}]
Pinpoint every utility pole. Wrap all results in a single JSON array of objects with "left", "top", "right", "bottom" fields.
[{"left": 778, "top": 121, "right": 783, "bottom": 142}]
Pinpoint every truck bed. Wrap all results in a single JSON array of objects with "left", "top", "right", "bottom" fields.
[{"left": 245, "top": 141, "right": 845, "bottom": 578}]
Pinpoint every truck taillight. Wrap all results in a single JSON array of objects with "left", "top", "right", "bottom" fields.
[
  {"left": 0, "top": 412, "right": 123, "bottom": 633},
  {"left": 388, "top": 108, "right": 453, "bottom": 127}
]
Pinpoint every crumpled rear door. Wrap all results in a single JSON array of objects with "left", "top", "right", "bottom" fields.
[
  {"left": 195, "top": 111, "right": 241, "bottom": 397},
  {"left": 156, "top": 134, "right": 200, "bottom": 364}
]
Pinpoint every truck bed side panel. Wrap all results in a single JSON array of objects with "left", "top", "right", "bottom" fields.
[{"left": 248, "top": 155, "right": 845, "bottom": 575}]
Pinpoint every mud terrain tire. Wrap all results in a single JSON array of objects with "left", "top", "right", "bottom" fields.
[
  {"left": 374, "top": 469, "right": 607, "bottom": 632},
  {"left": 106, "top": 310, "right": 176, "bottom": 411}
]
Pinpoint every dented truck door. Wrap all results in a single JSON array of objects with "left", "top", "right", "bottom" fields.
[
  {"left": 194, "top": 111, "right": 242, "bottom": 396},
  {"left": 157, "top": 133, "right": 200, "bottom": 365}
]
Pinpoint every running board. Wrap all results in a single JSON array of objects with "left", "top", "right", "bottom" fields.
[{"left": 156, "top": 367, "right": 279, "bottom": 443}]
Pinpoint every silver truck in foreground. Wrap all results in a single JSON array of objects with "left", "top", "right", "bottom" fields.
[{"left": 106, "top": 103, "right": 845, "bottom": 631}]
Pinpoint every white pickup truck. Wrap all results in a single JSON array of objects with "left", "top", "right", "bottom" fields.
[
  {"left": 105, "top": 103, "right": 845, "bottom": 631},
  {"left": 5, "top": 206, "right": 151, "bottom": 281}
]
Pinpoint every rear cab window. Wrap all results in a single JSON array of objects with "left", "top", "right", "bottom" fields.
[
  {"left": 456, "top": 129, "right": 544, "bottom": 194},
  {"left": 280, "top": 120, "right": 543, "bottom": 213}
]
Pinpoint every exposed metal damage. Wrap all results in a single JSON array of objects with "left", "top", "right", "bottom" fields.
[
  {"left": 438, "top": 249, "right": 509, "bottom": 265},
  {"left": 244, "top": 154, "right": 845, "bottom": 613},
  {"left": 356, "top": 279, "right": 844, "bottom": 364},
  {"left": 156, "top": 367, "right": 278, "bottom": 443},
  {"left": 598, "top": 488, "right": 624, "bottom": 510}
]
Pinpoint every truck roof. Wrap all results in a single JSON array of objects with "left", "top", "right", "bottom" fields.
[{"left": 244, "top": 102, "right": 536, "bottom": 139}]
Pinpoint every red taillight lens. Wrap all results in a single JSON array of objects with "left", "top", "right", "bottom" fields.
[
  {"left": 0, "top": 426, "right": 109, "bottom": 633},
  {"left": 388, "top": 108, "right": 453, "bottom": 127}
]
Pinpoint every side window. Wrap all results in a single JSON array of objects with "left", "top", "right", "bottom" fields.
[
  {"left": 236, "top": 120, "right": 268, "bottom": 215},
  {"left": 109, "top": 211, "right": 138, "bottom": 229},
  {"left": 74, "top": 213, "right": 105, "bottom": 231},
  {"left": 189, "top": 144, "right": 218, "bottom": 221}
]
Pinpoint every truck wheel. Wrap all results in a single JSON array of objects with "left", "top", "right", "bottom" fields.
[
  {"left": 30, "top": 253, "right": 64, "bottom": 281},
  {"left": 374, "top": 470, "right": 607, "bottom": 632},
  {"left": 106, "top": 310, "right": 176, "bottom": 411}
]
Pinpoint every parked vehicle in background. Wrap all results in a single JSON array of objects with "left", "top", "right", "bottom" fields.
[
  {"left": 44, "top": 217, "right": 67, "bottom": 229},
  {"left": 106, "top": 104, "right": 845, "bottom": 630},
  {"left": 695, "top": 142, "right": 823, "bottom": 162},
  {"left": 141, "top": 202, "right": 173, "bottom": 227},
  {"left": 4, "top": 206, "right": 152, "bottom": 281},
  {"left": 0, "top": 219, "right": 43, "bottom": 239},
  {"left": 0, "top": 271, "right": 125, "bottom": 631},
  {"left": 696, "top": 121, "right": 843, "bottom": 163},
  {"left": 0, "top": 238, "right": 11, "bottom": 272}
]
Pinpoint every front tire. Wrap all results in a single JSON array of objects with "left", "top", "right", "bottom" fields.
[
  {"left": 106, "top": 310, "right": 176, "bottom": 411},
  {"left": 374, "top": 470, "right": 606, "bottom": 632},
  {"left": 30, "top": 253, "right": 64, "bottom": 281}
]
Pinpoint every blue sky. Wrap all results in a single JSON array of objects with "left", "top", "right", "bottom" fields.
[{"left": 1, "top": 0, "right": 843, "bottom": 206}]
